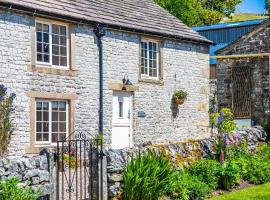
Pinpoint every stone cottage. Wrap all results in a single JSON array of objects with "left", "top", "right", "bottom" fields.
[
  {"left": 216, "top": 19, "right": 270, "bottom": 127},
  {"left": 0, "top": 0, "right": 211, "bottom": 156}
]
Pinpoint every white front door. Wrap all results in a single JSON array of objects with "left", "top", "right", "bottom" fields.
[{"left": 112, "top": 91, "right": 132, "bottom": 149}]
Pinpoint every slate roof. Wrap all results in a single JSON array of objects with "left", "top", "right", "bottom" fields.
[{"left": 0, "top": 0, "right": 212, "bottom": 44}]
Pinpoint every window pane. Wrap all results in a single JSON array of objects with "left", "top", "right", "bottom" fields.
[
  {"left": 52, "top": 111, "right": 58, "bottom": 121},
  {"left": 52, "top": 55, "right": 59, "bottom": 66},
  {"left": 43, "top": 122, "right": 49, "bottom": 132},
  {"left": 37, "top": 32, "right": 42, "bottom": 42},
  {"left": 60, "top": 57, "right": 67, "bottom": 66},
  {"left": 36, "top": 23, "right": 42, "bottom": 32},
  {"left": 59, "top": 102, "right": 66, "bottom": 111},
  {"left": 52, "top": 34, "right": 59, "bottom": 45},
  {"left": 43, "top": 24, "right": 49, "bottom": 33},
  {"left": 60, "top": 26, "right": 66, "bottom": 35},
  {"left": 36, "top": 133, "right": 42, "bottom": 141},
  {"left": 52, "top": 122, "right": 58, "bottom": 132},
  {"left": 43, "top": 33, "right": 49, "bottom": 43},
  {"left": 44, "top": 43, "right": 49, "bottom": 54},
  {"left": 60, "top": 36, "right": 66, "bottom": 46},
  {"left": 44, "top": 54, "right": 49, "bottom": 63},
  {"left": 37, "top": 43, "right": 42, "bottom": 53},
  {"left": 52, "top": 24, "right": 59, "bottom": 34},
  {"left": 43, "top": 133, "right": 49, "bottom": 141},
  {"left": 153, "top": 43, "right": 157, "bottom": 51},
  {"left": 36, "top": 122, "right": 42, "bottom": 132},
  {"left": 43, "top": 102, "right": 49, "bottom": 110},
  {"left": 52, "top": 102, "right": 58, "bottom": 110},
  {"left": 153, "top": 68, "right": 157, "bottom": 77},
  {"left": 52, "top": 45, "right": 59, "bottom": 55},
  {"left": 59, "top": 112, "right": 66, "bottom": 121},
  {"left": 37, "top": 53, "right": 42, "bottom": 62},
  {"left": 59, "top": 133, "right": 66, "bottom": 141},
  {"left": 43, "top": 111, "right": 49, "bottom": 121},
  {"left": 59, "top": 122, "right": 66, "bottom": 132},
  {"left": 60, "top": 46, "right": 67, "bottom": 56},
  {"left": 36, "top": 111, "right": 42, "bottom": 121},
  {"left": 36, "top": 102, "right": 42, "bottom": 110}
]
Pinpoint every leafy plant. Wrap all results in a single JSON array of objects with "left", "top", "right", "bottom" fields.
[
  {"left": 189, "top": 159, "right": 220, "bottom": 190},
  {"left": 0, "top": 178, "right": 40, "bottom": 200},
  {"left": 168, "top": 170, "right": 210, "bottom": 200},
  {"left": 173, "top": 90, "right": 188, "bottom": 99},
  {"left": 123, "top": 150, "right": 173, "bottom": 200},
  {"left": 0, "top": 84, "right": 16, "bottom": 157},
  {"left": 217, "top": 161, "right": 241, "bottom": 190}
]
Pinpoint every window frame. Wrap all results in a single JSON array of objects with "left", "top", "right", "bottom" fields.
[
  {"left": 34, "top": 99, "right": 69, "bottom": 146},
  {"left": 140, "top": 39, "right": 160, "bottom": 80},
  {"left": 35, "top": 19, "right": 70, "bottom": 69}
]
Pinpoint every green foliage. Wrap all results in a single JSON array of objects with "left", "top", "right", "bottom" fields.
[
  {"left": 173, "top": 90, "right": 188, "bottom": 99},
  {"left": 168, "top": 170, "right": 210, "bottom": 200},
  {"left": 0, "top": 178, "right": 40, "bottom": 200},
  {"left": 123, "top": 151, "right": 173, "bottom": 200},
  {"left": 0, "top": 84, "right": 16, "bottom": 157},
  {"left": 189, "top": 159, "right": 220, "bottom": 190},
  {"left": 265, "top": 0, "right": 270, "bottom": 13},
  {"left": 154, "top": 0, "right": 242, "bottom": 26},
  {"left": 217, "top": 161, "right": 241, "bottom": 190}
]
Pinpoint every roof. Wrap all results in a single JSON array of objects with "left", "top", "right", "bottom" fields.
[
  {"left": 193, "top": 19, "right": 266, "bottom": 32},
  {"left": 0, "top": 0, "right": 212, "bottom": 44},
  {"left": 216, "top": 19, "right": 270, "bottom": 55}
]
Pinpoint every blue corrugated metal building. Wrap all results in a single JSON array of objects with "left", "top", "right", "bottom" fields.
[{"left": 193, "top": 19, "right": 267, "bottom": 65}]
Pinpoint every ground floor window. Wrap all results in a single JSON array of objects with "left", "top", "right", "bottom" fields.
[{"left": 35, "top": 100, "right": 68, "bottom": 144}]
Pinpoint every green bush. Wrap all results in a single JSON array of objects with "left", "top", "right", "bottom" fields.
[
  {"left": 123, "top": 150, "right": 173, "bottom": 200},
  {"left": 0, "top": 178, "right": 40, "bottom": 200},
  {"left": 168, "top": 170, "right": 210, "bottom": 200},
  {"left": 188, "top": 159, "right": 220, "bottom": 190},
  {"left": 217, "top": 161, "right": 241, "bottom": 190}
]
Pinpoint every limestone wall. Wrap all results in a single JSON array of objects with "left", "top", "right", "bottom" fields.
[
  {"left": 0, "top": 151, "right": 54, "bottom": 198},
  {"left": 106, "top": 126, "right": 267, "bottom": 199}
]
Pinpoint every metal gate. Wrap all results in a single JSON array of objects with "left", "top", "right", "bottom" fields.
[
  {"left": 232, "top": 65, "right": 251, "bottom": 118},
  {"left": 55, "top": 131, "right": 103, "bottom": 200}
]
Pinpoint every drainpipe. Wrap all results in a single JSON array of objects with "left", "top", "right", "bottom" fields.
[{"left": 94, "top": 24, "right": 106, "bottom": 137}]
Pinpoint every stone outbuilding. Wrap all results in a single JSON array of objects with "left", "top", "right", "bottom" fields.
[
  {"left": 0, "top": 0, "right": 211, "bottom": 156},
  {"left": 216, "top": 19, "right": 270, "bottom": 127}
]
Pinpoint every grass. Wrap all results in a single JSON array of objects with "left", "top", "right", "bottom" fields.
[
  {"left": 223, "top": 13, "right": 268, "bottom": 23},
  {"left": 209, "top": 183, "right": 270, "bottom": 200}
]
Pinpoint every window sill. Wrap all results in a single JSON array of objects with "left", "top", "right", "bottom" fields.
[
  {"left": 139, "top": 78, "right": 164, "bottom": 85},
  {"left": 27, "top": 64, "right": 79, "bottom": 76}
]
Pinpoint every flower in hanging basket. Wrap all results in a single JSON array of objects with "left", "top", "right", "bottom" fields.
[{"left": 173, "top": 90, "right": 188, "bottom": 105}]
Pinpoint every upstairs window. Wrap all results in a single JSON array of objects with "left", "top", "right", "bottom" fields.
[
  {"left": 36, "top": 21, "right": 69, "bottom": 68},
  {"left": 140, "top": 40, "right": 159, "bottom": 78}
]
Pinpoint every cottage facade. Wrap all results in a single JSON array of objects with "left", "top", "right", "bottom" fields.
[
  {"left": 0, "top": 0, "right": 211, "bottom": 156},
  {"left": 216, "top": 20, "right": 270, "bottom": 127}
]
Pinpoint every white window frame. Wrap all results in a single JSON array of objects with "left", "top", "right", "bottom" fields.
[
  {"left": 35, "top": 100, "right": 69, "bottom": 146},
  {"left": 35, "top": 20, "right": 69, "bottom": 69},
  {"left": 140, "top": 39, "right": 159, "bottom": 79}
]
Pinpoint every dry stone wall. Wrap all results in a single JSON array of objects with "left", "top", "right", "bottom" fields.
[
  {"left": 106, "top": 126, "right": 268, "bottom": 198},
  {"left": 0, "top": 151, "right": 54, "bottom": 198}
]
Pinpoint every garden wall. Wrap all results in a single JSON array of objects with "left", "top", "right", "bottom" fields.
[
  {"left": 106, "top": 126, "right": 268, "bottom": 199},
  {"left": 0, "top": 150, "right": 54, "bottom": 198}
]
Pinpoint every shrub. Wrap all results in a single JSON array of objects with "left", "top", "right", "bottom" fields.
[
  {"left": 123, "top": 150, "right": 173, "bottom": 200},
  {"left": 168, "top": 170, "right": 210, "bottom": 200},
  {"left": 0, "top": 84, "right": 16, "bottom": 156},
  {"left": 0, "top": 178, "right": 40, "bottom": 200},
  {"left": 217, "top": 161, "right": 241, "bottom": 190},
  {"left": 188, "top": 159, "right": 220, "bottom": 190},
  {"left": 245, "top": 157, "right": 270, "bottom": 184}
]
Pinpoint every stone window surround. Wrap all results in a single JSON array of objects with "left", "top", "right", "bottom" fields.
[
  {"left": 25, "top": 91, "right": 78, "bottom": 154},
  {"left": 138, "top": 36, "right": 164, "bottom": 85},
  {"left": 29, "top": 17, "right": 78, "bottom": 77}
]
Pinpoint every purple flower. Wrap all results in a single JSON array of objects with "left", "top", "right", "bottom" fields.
[
  {"left": 223, "top": 135, "right": 228, "bottom": 146},
  {"left": 0, "top": 84, "right": 7, "bottom": 93}
]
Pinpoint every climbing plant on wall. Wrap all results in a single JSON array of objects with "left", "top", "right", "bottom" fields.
[{"left": 0, "top": 84, "right": 16, "bottom": 156}]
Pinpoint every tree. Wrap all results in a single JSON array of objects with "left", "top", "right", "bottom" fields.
[
  {"left": 265, "top": 0, "right": 270, "bottom": 13},
  {"left": 154, "top": 0, "right": 243, "bottom": 26}
]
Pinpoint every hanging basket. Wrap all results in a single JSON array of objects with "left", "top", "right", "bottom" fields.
[{"left": 174, "top": 97, "right": 185, "bottom": 105}]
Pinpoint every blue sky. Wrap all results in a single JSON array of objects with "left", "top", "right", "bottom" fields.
[{"left": 236, "top": 0, "right": 265, "bottom": 13}]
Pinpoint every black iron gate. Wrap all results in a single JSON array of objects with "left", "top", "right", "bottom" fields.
[{"left": 55, "top": 131, "right": 103, "bottom": 200}]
